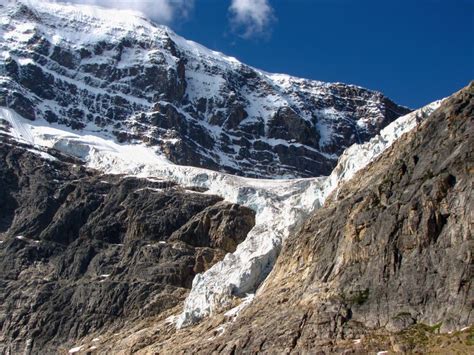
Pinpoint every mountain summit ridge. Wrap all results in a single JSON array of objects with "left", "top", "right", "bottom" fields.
[{"left": 0, "top": 0, "right": 410, "bottom": 178}]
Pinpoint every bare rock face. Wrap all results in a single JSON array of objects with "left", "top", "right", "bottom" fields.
[
  {"left": 0, "top": 136, "right": 255, "bottom": 354},
  {"left": 170, "top": 202, "right": 255, "bottom": 253},
  {"left": 0, "top": 1, "right": 411, "bottom": 179},
  {"left": 141, "top": 85, "right": 473, "bottom": 354}
]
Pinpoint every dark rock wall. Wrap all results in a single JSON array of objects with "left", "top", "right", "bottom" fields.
[{"left": 0, "top": 137, "right": 255, "bottom": 354}]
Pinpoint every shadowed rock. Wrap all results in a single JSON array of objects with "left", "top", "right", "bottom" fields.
[{"left": 0, "top": 137, "right": 255, "bottom": 354}]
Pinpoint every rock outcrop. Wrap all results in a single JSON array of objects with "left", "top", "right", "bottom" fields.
[{"left": 0, "top": 135, "right": 255, "bottom": 354}]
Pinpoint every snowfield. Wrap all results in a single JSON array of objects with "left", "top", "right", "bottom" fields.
[{"left": 0, "top": 98, "right": 442, "bottom": 327}]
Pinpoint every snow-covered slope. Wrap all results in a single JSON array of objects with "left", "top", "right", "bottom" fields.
[
  {"left": 0, "top": 96, "right": 442, "bottom": 327},
  {"left": 0, "top": 0, "right": 410, "bottom": 178}
]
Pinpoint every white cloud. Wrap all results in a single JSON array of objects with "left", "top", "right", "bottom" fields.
[
  {"left": 58, "top": 0, "right": 194, "bottom": 24},
  {"left": 229, "top": 0, "right": 275, "bottom": 38}
]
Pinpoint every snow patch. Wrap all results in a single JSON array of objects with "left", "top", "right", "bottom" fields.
[
  {"left": 224, "top": 293, "right": 255, "bottom": 320},
  {"left": 68, "top": 346, "right": 84, "bottom": 354},
  {"left": 26, "top": 148, "right": 57, "bottom": 162}
]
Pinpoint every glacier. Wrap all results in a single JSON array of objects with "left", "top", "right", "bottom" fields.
[{"left": 0, "top": 98, "right": 441, "bottom": 327}]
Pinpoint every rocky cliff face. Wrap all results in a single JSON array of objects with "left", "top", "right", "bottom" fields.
[
  {"left": 0, "top": 135, "right": 255, "bottom": 354},
  {"left": 0, "top": 0, "right": 410, "bottom": 178},
  {"left": 122, "top": 85, "right": 472, "bottom": 354}
]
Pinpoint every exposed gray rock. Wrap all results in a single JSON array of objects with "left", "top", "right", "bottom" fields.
[{"left": 0, "top": 136, "right": 255, "bottom": 354}]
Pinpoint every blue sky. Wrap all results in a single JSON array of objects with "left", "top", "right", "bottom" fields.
[{"left": 66, "top": 0, "right": 473, "bottom": 108}]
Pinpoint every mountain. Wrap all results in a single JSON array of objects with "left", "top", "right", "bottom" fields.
[
  {"left": 2, "top": 79, "right": 470, "bottom": 353},
  {"left": 0, "top": 1, "right": 471, "bottom": 353},
  {"left": 0, "top": 0, "right": 410, "bottom": 179},
  {"left": 173, "top": 82, "right": 472, "bottom": 354}
]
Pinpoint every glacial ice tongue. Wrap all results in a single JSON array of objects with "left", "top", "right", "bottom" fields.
[
  {"left": 0, "top": 99, "right": 442, "bottom": 328},
  {"left": 175, "top": 99, "right": 443, "bottom": 327}
]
